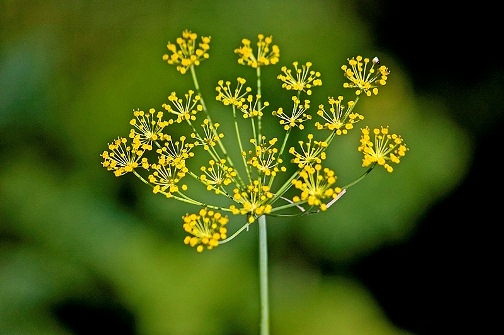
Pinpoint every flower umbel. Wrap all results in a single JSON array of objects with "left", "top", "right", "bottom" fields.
[
  {"left": 101, "top": 29, "right": 407, "bottom": 251},
  {"left": 277, "top": 61, "right": 322, "bottom": 95},
  {"left": 200, "top": 159, "right": 237, "bottom": 194},
  {"left": 235, "top": 34, "right": 280, "bottom": 68},
  {"left": 101, "top": 137, "right": 148, "bottom": 177},
  {"left": 272, "top": 96, "right": 312, "bottom": 130},
  {"left": 162, "top": 90, "right": 203, "bottom": 123},
  {"left": 155, "top": 135, "right": 194, "bottom": 169},
  {"left": 342, "top": 56, "right": 389, "bottom": 96},
  {"left": 315, "top": 96, "right": 363, "bottom": 135},
  {"left": 183, "top": 209, "right": 228, "bottom": 252},
  {"left": 102, "top": 30, "right": 409, "bottom": 335},
  {"left": 162, "top": 29, "right": 211, "bottom": 74},
  {"left": 245, "top": 136, "right": 286, "bottom": 177},
  {"left": 292, "top": 164, "right": 342, "bottom": 211},
  {"left": 192, "top": 119, "right": 224, "bottom": 151},
  {"left": 358, "top": 126, "right": 408, "bottom": 172},
  {"left": 129, "top": 108, "right": 173, "bottom": 150},
  {"left": 240, "top": 94, "right": 269, "bottom": 119},
  {"left": 289, "top": 134, "right": 327, "bottom": 168},
  {"left": 230, "top": 180, "right": 274, "bottom": 223},
  {"left": 215, "top": 78, "right": 251, "bottom": 108}
]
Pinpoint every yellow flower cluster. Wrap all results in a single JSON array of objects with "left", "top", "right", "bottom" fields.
[
  {"left": 100, "top": 30, "right": 408, "bottom": 251},
  {"left": 315, "top": 96, "right": 362, "bottom": 135},
  {"left": 129, "top": 108, "right": 173, "bottom": 150},
  {"left": 292, "top": 164, "right": 342, "bottom": 211},
  {"left": 341, "top": 56, "right": 389, "bottom": 96},
  {"left": 235, "top": 34, "right": 280, "bottom": 68},
  {"left": 215, "top": 78, "right": 251, "bottom": 108},
  {"left": 200, "top": 159, "right": 236, "bottom": 194},
  {"left": 277, "top": 62, "right": 322, "bottom": 95},
  {"left": 183, "top": 209, "right": 228, "bottom": 252},
  {"left": 358, "top": 126, "right": 408, "bottom": 172},
  {"left": 162, "top": 29, "right": 210, "bottom": 74},
  {"left": 230, "top": 180, "right": 274, "bottom": 223},
  {"left": 272, "top": 96, "right": 312, "bottom": 130},
  {"left": 101, "top": 137, "right": 149, "bottom": 177},
  {"left": 289, "top": 134, "right": 328, "bottom": 168},
  {"left": 162, "top": 90, "right": 203, "bottom": 123},
  {"left": 245, "top": 136, "right": 286, "bottom": 177}
]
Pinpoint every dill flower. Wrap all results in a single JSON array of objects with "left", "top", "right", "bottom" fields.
[
  {"left": 162, "top": 29, "right": 211, "bottom": 74},
  {"left": 129, "top": 108, "right": 173, "bottom": 150},
  {"left": 229, "top": 180, "right": 274, "bottom": 223},
  {"left": 272, "top": 96, "right": 312, "bottom": 130},
  {"left": 183, "top": 209, "right": 228, "bottom": 252},
  {"left": 101, "top": 137, "right": 148, "bottom": 177},
  {"left": 149, "top": 156, "right": 188, "bottom": 198},
  {"left": 240, "top": 94, "right": 269, "bottom": 118},
  {"left": 101, "top": 29, "right": 407, "bottom": 255},
  {"left": 289, "top": 134, "right": 328, "bottom": 168},
  {"left": 162, "top": 90, "right": 203, "bottom": 123},
  {"left": 245, "top": 136, "right": 286, "bottom": 176},
  {"left": 358, "top": 126, "right": 408, "bottom": 172},
  {"left": 315, "top": 96, "right": 363, "bottom": 135},
  {"left": 155, "top": 135, "right": 194, "bottom": 170},
  {"left": 277, "top": 61, "right": 322, "bottom": 95},
  {"left": 342, "top": 56, "right": 389, "bottom": 96},
  {"left": 235, "top": 34, "right": 280, "bottom": 68},
  {"left": 101, "top": 29, "right": 409, "bottom": 335},
  {"left": 191, "top": 119, "right": 224, "bottom": 151},
  {"left": 292, "top": 164, "right": 342, "bottom": 211},
  {"left": 215, "top": 78, "right": 251, "bottom": 108},
  {"left": 200, "top": 159, "right": 237, "bottom": 194}
]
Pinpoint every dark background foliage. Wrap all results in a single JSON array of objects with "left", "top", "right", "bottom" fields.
[{"left": 353, "top": 0, "right": 502, "bottom": 333}]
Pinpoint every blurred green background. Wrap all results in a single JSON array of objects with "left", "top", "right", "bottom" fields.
[{"left": 1, "top": 1, "right": 499, "bottom": 334}]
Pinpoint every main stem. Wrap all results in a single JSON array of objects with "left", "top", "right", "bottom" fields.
[{"left": 258, "top": 215, "right": 269, "bottom": 335}]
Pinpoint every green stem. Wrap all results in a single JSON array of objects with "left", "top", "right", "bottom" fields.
[
  {"left": 190, "top": 65, "right": 236, "bottom": 170},
  {"left": 190, "top": 65, "right": 207, "bottom": 112},
  {"left": 219, "top": 222, "right": 249, "bottom": 244},
  {"left": 258, "top": 215, "right": 269, "bottom": 335},
  {"left": 340, "top": 163, "right": 376, "bottom": 189},
  {"left": 256, "top": 66, "right": 262, "bottom": 142},
  {"left": 232, "top": 105, "right": 251, "bottom": 183}
]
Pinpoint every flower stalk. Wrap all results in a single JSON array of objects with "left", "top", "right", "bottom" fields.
[{"left": 258, "top": 215, "right": 269, "bottom": 335}]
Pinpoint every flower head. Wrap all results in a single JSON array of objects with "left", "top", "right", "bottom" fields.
[
  {"left": 229, "top": 180, "right": 274, "bottom": 223},
  {"left": 101, "top": 137, "right": 148, "bottom": 176},
  {"left": 101, "top": 29, "right": 407, "bottom": 252},
  {"left": 155, "top": 135, "right": 194, "bottom": 169},
  {"left": 183, "top": 209, "right": 228, "bottom": 252},
  {"left": 289, "top": 134, "right": 328, "bottom": 168},
  {"left": 358, "top": 126, "right": 408, "bottom": 172},
  {"left": 235, "top": 34, "right": 280, "bottom": 68},
  {"left": 215, "top": 77, "right": 251, "bottom": 108},
  {"left": 342, "top": 56, "right": 389, "bottom": 96},
  {"left": 129, "top": 108, "right": 173, "bottom": 150},
  {"left": 240, "top": 94, "right": 269, "bottom": 119},
  {"left": 315, "top": 96, "right": 363, "bottom": 135},
  {"left": 148, "top": 158, "right": 188, "bottom": 197},
  {"left": 292, "top": 164, "right": 342, "bottom": 211},
  {"left": 147, "top": 136, "right": 193, "bottom": 197},
  {"left": 162, "top": 90, "right": 203, "bottom": 123},
  {"left": 200, "top": 159, "right": 237, "bottom": 194},
  {"left": 245, "top": 136, "right": 286, "bottom": 177},
  {"left": 278, "top": 61, "right": 322, "bottom": 95},
  {"left": 162, "top": 30, "right": 211, "bottom": 74},
  {"left": 272, "top": 96, "right": 312, "bottom": 130},
  {"left": 191, "top": 118, "right": 224, "bottom": 151}
]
